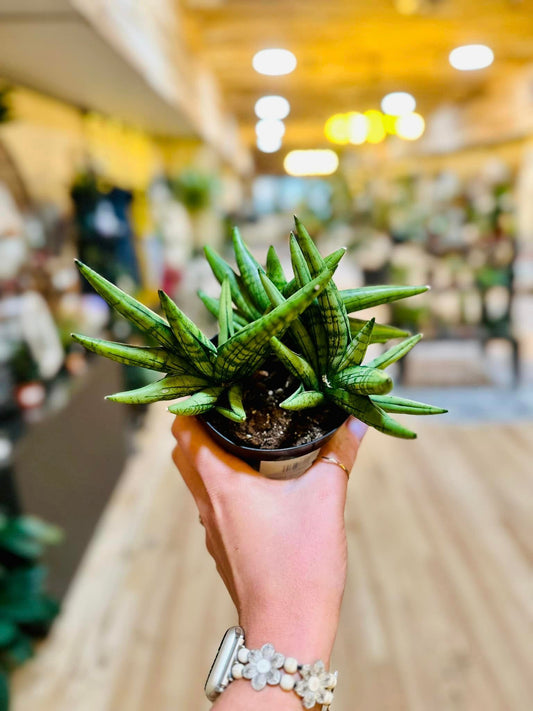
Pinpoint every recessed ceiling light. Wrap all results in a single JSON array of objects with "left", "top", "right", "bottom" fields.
[
  {"left": 255, "top": 119, "right": 285, "bottom": 141},
  {"left": 449, "top": 44, "right": 494, "bottom": 71},
  {"left": 255, "top": 95, "right": 290, "bottom": 120},
  {"left": 284, "top": 150, "right": 339, "bottom": 177},
  {"left": 253, "top": 49, "right": 297, "bottom": 76},
  {"left": 395, "top": 112, "right": 425, "bottom": 140},
  {"left": 381, "top": 92, "right": 416, "bottom": 116},
  {"left": 257, "top": 135, "right": 283, "bottom": 153}
]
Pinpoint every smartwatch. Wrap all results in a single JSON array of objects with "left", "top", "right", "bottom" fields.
[{"left": 204, "top": 626, "right": 245, "bottom": 701}]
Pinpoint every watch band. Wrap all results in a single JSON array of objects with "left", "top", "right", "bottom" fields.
[{"left": 206, "top": 627, "right": 337, "bottom": 709}]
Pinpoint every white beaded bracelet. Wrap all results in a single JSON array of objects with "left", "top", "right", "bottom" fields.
[{"left": 231, "top": 642, "right": 337, "bottom": 709}]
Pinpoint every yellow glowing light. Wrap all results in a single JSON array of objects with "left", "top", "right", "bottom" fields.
[
  {"left": 324, "top": 113, "right": 350, "bottom": 144},
  {"left": 383, "top": 113, "right": 398, "bottom": 135},
  {"left": 364, "top": 110, "right": 386, "bottom": 144},
  {"left": 395, "top": 112, "right": 425, "bottom": 140},
  {"left": 284, "top": 150, "right": 339, "bottom": 177},
  {"left": 347, "top": 112, "right": 368, "bottom": 144}
]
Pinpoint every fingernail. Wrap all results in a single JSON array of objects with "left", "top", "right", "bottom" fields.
[{"left": 347, "top": 417, "right": 368, "bottom": 441}]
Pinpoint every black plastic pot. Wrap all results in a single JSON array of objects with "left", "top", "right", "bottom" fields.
[{"left": 201, "top": 410, "right": 347, "bottom": 480}]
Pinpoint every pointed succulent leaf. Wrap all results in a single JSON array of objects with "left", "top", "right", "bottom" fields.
[
  {"left": 168, "top": 386, "right": 224, "bottom": 415},
  {"left": 280, "top": 385, "right": 325, "bottom": 411},
  {"left": 289, "top": 233, "right": 313, "bottom": 287},
  {"left": 215, "top": 383, "right": 246, "bottom": 422},
  {"left": 74, "top": 260, "right": 176, "bottom": 349},
  {"left": 370, "top": 395, "right": 448, "bottom": 415},
  {"left": 232, "top": 227, "right": 270, "bottom": 312},
  {"left": 341, "top": 284, "right": 430, "bottom": 313},
  {"left": 349, "top": 318, "right": 410, "bottom": 343},
  {"left": 266, "top": 245, "right": 287, "bottom": 291},
  {"left": 294, "top": 217, "right": 350, "bottom": 371},
  {"left": 331, "top": 365, "right": 393, "bottom": 395},
  {"left": 204, "top": 246, "right": 260, "bottom": 320},
  {"left": 284, "top": 248, "right": 349, "bottom": 298},
  {"left": 368, "top": 334, "right": 422, "bottom": 370},
  {"left": 106, "top": 374, "right": 209, "bottom": 405},
  {"left": 71, "top": 334, "right": 189, "bottom": 373},
  {"left": 270, "top": 337, "right": 319, "bottom": 391},
  {"left": 197, "top": 291, "right": 248, "bottom": 329},
  {"left": 214, "top": 268, "right": 333, "bottom": 381},
  {"left": 325, "top": 388, "right": 417, "bottom": 439},
  {"left": 158, "top": 290, "right": 216, "bottom": 378},
  {"left": 218, "top": 278, "right": 234, "bottom": 345},
  {"left": 261, "top": 272, "right": 318, "bottom": 370},
  {"left": 336, "top": 318, "right": 375, "bottom": 371}
]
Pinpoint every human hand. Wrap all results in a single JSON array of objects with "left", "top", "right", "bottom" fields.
[{"left": 171, "top": 415, "right": 367, "bottom": 673}]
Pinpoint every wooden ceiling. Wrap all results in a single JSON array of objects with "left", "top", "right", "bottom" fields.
[{"left": 181, "top": 0, "right": 533, "bottom": 171}]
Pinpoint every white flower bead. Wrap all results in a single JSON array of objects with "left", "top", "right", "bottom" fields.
[
  {"left": 321, "top": 690, "right": 334, "bottom": 706},
  {"left": 237, "top": 647, "right": 249, "bottom": 664},
  {"left": 231, "top": 663, "right": 243, "bottom": 679},
  {"left": 280, "top": 673, "right": 295, "bottom": 691},
  {"left": 284, "top": 656, "right": 298, "bottom": 674}
]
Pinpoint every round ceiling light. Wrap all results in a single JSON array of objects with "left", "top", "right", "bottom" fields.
[
  {"left": 252, "top": 49, "right": 297, "bottom": 76},
  {"left": 255, "top": 95, "right": 290, "bottom": 120},
  {"left": 449, "top": 44, "right": 494, "bottom": 71},
  {"left": 257, "top": 135, "right": 283, "bottom": 153},
  {"left": 284, "top": 150, "right": 339, "bottom": 177},
  {"left": 255, "top": 119, "right": 285, "bottom": 141},
  {"left": 395, "top": 112, "right": 425, "bottom": 140},
  {"left": 381, "top": 91, "right": 416, "bottom": 116}
]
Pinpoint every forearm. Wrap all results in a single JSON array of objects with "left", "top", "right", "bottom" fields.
[{"left": 213, "top": 680, "right": 303, "bottom": 711}]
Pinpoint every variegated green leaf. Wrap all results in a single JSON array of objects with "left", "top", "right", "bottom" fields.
[
  {"left": 341, "top": 284, "right": 429, "bottom": 313},
  {"left": 368, "top": 334, "right": 422, "bottom": 370},
  {"left": 106, "top": 374, "right": 209, "bottom": 404},
  {"left": 325, "top": 388, "right": 417, "bottom": 439},
  {"left": 214, "top": 268, "right": 332, "bottom": 381},
  {"left": 289, "top": 233, "right": 313, "bottom": 287},
  {"left": 349, "top": 318, "right": 410, "bottom": 343},
  {"left": 218, "top": 278, "right": 234, "bottom": 345},
  {"left": 284, "top": 248, "right": 348, "bottom": 298},
  {"left": 280, "top": 385, "right": 325, "bottom": 411},
  {"left": 370, "top": 395, "right": 447, "bottom": 415},
  {"left": 158, "top": 290, "right": 216, "bottom": 378},
  {"left": 336, "top": 318, "right": 375, "bottom": 371},
  {"left": 71, "top": 334, "right": 189, "bottom": 373},
  {"left": 232, "top": 227, "right": 269, "bottom": 312},
  {"left": 75, "top": 260, "right": 176, "bottom": 349},
  {"left": 216, "top": 383, "right": 246, "bottom": 422},
  {"left": 168, "top": 386, "right": 224, "bottom": 415},
  {"left": 270, "top": 337, "right": 319, "bottom": 391},
  {"left": 204, "top": 246, "right": 260, "bottom": 320},
  {"left": 266, "top": 245, "right": 287, "bottom": 291},
  {"left": 197, "top": 291, "right": 248, "bottom": 329},
  {"left": 331, "top": 365, "right": 393, "bottom": 395}
]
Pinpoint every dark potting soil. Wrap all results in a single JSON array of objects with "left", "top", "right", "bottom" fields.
[{"left": 203, "top": 360, "right": 347, "bottom": 450}]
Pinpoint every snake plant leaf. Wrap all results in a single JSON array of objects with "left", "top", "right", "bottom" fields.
[
  {"left": 218, "top": 278, "right": 234, "bottom": 346},
  {"left": 370, "top": 395, "right": 448, "bottom": 415},
  {"left": 158, "top": 290, "right": 216, "bottom": 378},
  {"left": 325, "top": 388, "right": 417, "bottom": 439},
  {"left": 106, "top": 374, "right": 210, "bottom": 404},
  {"left": 270, "top": 337, "right": 320, "bottom": 391},
  {"left": 368, "top": 334, "right": 422, "bottom": 369},
  {"left": 216, "top": 383, "right": 246, "bottom": 422},
  {"left": 168, "top": 386, "right": 225, "bottom": 415},
  {"left": 293, "top": 218, "right": 350, "bottom": 372},
  {"left": 266, "top": 245, "right": 287, "bottom": 291},
  {"left": 75, "top": 260, "right": 176, "bottom": 349},
  {"left": 289, "top": 233, "right": 313, "bottom": 287},
  {"left": 341, "top": 284, "right": 430, "bottom": 313},
  {"left": 280, "top": 384, "right": 325, "bottom": 410},
  {"left": 214, "top": 267, "right": 332, "bottom": 381},
  {"left": 204, "top": 246, "right": 260, "bottom": 320},
  {"left": 197, "top": 291, "right": 248, "bottom": 329},
  {"left": 337, "top": 318, "right": 375, "bottom": 371},
  {"left": 71, "top": 334, "right": 190, "bottom": 373},
  {"left": 284, "top": 247, "right": 348, "bottom": 298},
  {"left": 349, "top": 318, "right": 410, "bottom": 343},
  {"left": 331, "top": 365, "right": 393, "bottom": 395},
  {"left": 261, "top": 272, "right": 318, "bottom": 371},
  {"left": 232, "top": 227, "right": 270, "bottom": 312}
]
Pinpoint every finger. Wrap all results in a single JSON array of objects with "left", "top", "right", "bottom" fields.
[
  {"left": 318, "top": 417, "right": 368, "bottom": 476},
  {"left": 172, "top": 440, "right": 209, "bottom": 506}
]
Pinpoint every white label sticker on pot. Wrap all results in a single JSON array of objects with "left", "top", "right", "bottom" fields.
[{"left": 258, "top": 450, "right": 320, "bottom": 480}]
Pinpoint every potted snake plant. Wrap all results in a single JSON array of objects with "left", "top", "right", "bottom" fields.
[{"left": 72, "top": 217, "right": 445, "bottom": 478}]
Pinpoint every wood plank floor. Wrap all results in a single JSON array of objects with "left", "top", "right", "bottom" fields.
[{"left": 13, "top": 404, "right": 533, "bottom": 711}]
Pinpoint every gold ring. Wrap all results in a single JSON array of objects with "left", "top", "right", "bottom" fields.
[{"left": 320, "top": 456, "right": 350, "bottom": 478}]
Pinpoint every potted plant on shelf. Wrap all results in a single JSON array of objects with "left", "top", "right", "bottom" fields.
[{"left": 72, "top": 217, "right": 445, "bottom": 479}]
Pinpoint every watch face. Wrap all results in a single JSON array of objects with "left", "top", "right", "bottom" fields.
[{"left": 204, "top": 626, "right": 245, "bottom": 701}]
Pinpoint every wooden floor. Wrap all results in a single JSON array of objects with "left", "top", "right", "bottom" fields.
[{"left": 13, "top": 404, "right": 533, "bottom": 711}]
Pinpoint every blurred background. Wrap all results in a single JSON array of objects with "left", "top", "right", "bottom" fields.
[{"left": 0, "top": 1, "right": 531, "bottom": 710}]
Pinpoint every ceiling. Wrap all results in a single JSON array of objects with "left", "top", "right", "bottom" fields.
[{"left": 182, "top": 0, "right": 533, "bottom": 171}]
